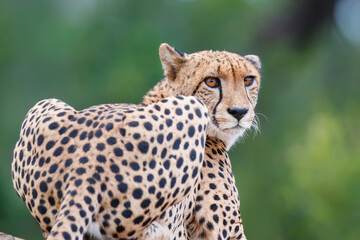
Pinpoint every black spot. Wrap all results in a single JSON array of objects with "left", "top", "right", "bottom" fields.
[
  {"left": 157, "top": 134, "right": 164, "bottom": 144},
  {"left": 125, "top": 142, "right": 134, "bottom": 151},
  {"left": 79, "top": 131, "right": 87, "bottom": 140},
  {"left": 106, "top": 123, "right": 114, "bottom": 131},
  {"left": 107, "top": 137, "right": 117, "bottom": 145},
  {"left": 190, "top": 149, "right": 196, "bottom": 161},
  {"left": 49, "top": 122, "right": 59, "bottom": 130},
  {"left": 130, "top": 162, "right": 140, "bottom": 171},
  {"left": 96, "top": 166, "right": 104, "bottom": 173},
  {"left": 164, "top": 160, "right": 170, "bottom": 170},
  {"left": 149, "top": 160, "right": 156, "bottom": 169},
  {"left": 173, "top": 138, "right": 181, "bottom": 150},
  {"left": 80, "top": 157, "right": 88, "bottom": 164},
  {"left": 140, "top": 199, "right": 150, "bottom": 209},
  {"left": 110, "top": 164, "right": 119, "bottom": 173},
  {"left": 71, "top": 224, "right": 78, "bottom": 233},
  {"left": 115, "top": 174, "right": 123, "bottom": 182},
  {"left": 62, "top": 232, "right": 71, "bottom": 240},
  {"left": 88, "top": 131, "right": 94, "bottom": 140},
  {"left": 97, "top": 155, "right": 106, "bottom": 163},
  {"left": 144, "top": 122, "right": 152, "bottom": 131},
  {"left": 65, "top": 159, "right": 73, "bottom": 168},
  {"left": 155, "top": 197, "right": 164, "bottom": 208},
  {"left": 37, "top": 135, "right": 44, "bottom": 146},
  {"left": 176, "top": 157, "right": 184, "bottom": 168},
  {"left": 32, "top": 189, "right": 38, "bottom": 199},
  {"left": 128, "top": 121, "right": 139, "bottom": 127},
  {"left": 111, "top": 199, "right": 119, "bottom": 208},
  {"left": 177, "top": 122, "right": 184, "bottom": 131},
  {"left": 38, "top": 205, "right": 47, "bottom": 214},
  {"left": 118, "top": 183, "right": 128, "bottom": 193},
  {"left": 77, "top": 117, "right": 86, "bottom": 124},
  {"left": 161, "top": 149, "right": 167, "bottom": 159},
  {"left": 75, "top": 179, "right": 82, "bottom": 186},
  {"left": 192, "top": 167, "right": 199, "bottom": 178},
  {"left": 49, "top": 164, "right": 58, "bottom": 174},
  {"left": 46, "top": 141, "right": 55, "bottom": 150},
  {"left": 68, "top": 145, "right": 76, "bottom": 153},
  {"left": 53, "top": 147, "right": 63, "bottom": 157},
  {"left": 114, "top": 148, "right": 123, "bottom": 157},
  {"left": 76, "top": 168, "right": 86, "bottom": 175},
  {"left": 61, "top": 137, "right": 69, "bottom": 145},
  {"left": 188, "top": 126, "right": 195, "bottom": 138},
  {"left": 122, "top": 210, "right": 132, "bottom": 218},
  {"left": 87, "top": 186, "right": 95, "bottom": 194},
  {"left": 134, "top": 175, "right": 142, "bottom": 183},
  {"left": 159, "top": 178, "right": 167, "bottom": 188},
  {"left": 132, "top": 188, "right": 143, "bottom": 199},
  {"left": 206, "top": 222, "right": 214, "bottom": 231},
  {"left": 59, "top": 127, "right": 67, "bottom": 135},
  {"left": 95, "top": 130, "right": 102, "bottom": 138},
  {"left": 96, "top": 143, "right": 105, "bottom": 151},
  {"left": 86, "top": 120, "right": 93, "bottom": 127},
  {"left": 181, "top": 174, "right": 189, "bottom": 184},
  {"left": 138, "top": 141, "right": 149, "bottom": 154},
  {"left": 133, "top": 216, "right": 144, "bottom": 224},
  {"left": 119, "top": 128, "right": 126, "bottom": 136},
  {"left": 195, "top": 108, "right": 202, "bottom": 118},
  {"left": 69, "top": 129, "right": 78, "bottom": 138},
  {"left": 210, "top": 203, "right": 218, "bottom": 211},
  {"left": 166, "top": 119, "right": 172, "bottom": 127},
  {"left": 83, "top": 143, "right": 91, "bottom": 152},
  {"left": 147, "top": 174, "right": 154, "bottom": 182},
  {"left": 175, "top": 108, "right": 183, "bottom": 115},
  {"left": 39, "top": 181, "right": 48, "bottom": 192},
  {"left": 166, "top": 133, "right": 173, "bottom": 141}
]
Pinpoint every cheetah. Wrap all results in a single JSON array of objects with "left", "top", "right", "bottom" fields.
[{"left": 12, "top": 43, "right": 261, "bottom": 240}]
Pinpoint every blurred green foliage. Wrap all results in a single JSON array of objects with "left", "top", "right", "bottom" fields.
[{"left": 0, "top": 0, "right": 359, "bottom": 239}]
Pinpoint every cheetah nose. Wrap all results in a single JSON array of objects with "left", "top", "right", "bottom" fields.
[{"left": 227, "top": 107, "right": 248, "bottom": 121}]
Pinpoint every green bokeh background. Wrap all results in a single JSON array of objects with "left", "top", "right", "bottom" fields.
[{"left": 1, "top": 0, "right": 359, "bottom": 239}]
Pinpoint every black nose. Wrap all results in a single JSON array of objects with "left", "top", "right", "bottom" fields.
[{"left": 227, "top": 107, "right": 248, "bottom": 121}]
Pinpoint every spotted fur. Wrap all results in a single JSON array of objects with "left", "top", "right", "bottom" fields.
[{"left": 12, "top": 97, "right": 208, "bottom": 240}]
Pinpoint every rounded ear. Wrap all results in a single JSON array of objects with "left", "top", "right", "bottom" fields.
[
  {"left": 159, "top": 43, "right": 187, "bottom": 81},
  {"left": 245, "top": 55, "right": 261, "bottom": 71}
]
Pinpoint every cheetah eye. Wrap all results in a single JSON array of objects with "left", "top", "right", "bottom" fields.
[
  {"left": 244, "top": 76, "right": 255, "bottom": 87},
  {"left": 204, "top": 77, "right": 220, "bottom": 88}
]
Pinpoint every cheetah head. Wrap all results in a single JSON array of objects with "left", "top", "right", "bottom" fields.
[{"left": 144, "top": 43, "right": 261, "bottom": 149}]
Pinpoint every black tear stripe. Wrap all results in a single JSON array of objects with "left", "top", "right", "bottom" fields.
[
  {"left": 192, "top": 80, "right": 222, "bottom": 127},
  {"left": 245, "top": 88, "right": 254, "bottom": 107},
  {"left": 192, "top": 81, "right": 204, "bottom": 96},
  {"left": 212, "top": 82, "right": 223, "bottom": 127}
]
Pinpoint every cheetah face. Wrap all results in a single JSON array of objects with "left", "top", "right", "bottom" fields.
[{"left": 159, "top": 43, "right": 261, "bottom": 149}]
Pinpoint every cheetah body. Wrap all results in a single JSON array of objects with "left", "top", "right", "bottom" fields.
[{"left": 12, "top": 43, "right": 261, "bottom": 240}]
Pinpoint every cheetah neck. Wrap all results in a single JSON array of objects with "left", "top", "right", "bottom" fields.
[{"left": 142, "top": 78, "right": 171, "bottom": 105}]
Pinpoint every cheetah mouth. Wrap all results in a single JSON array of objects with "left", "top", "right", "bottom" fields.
[{"left": 211, "top": 116, "right": 251, "bottom": 131}]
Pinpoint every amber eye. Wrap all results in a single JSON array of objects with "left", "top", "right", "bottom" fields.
[
  {"left": 244, "top": 76, "right": 255, "bottom": 87},
  {"left": 204, "top": 77, "right": 220, "bottom": 88}
]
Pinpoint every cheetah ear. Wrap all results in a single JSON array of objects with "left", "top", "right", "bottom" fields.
[
  {"left": 245, "top": 55, "right": 261, "bottom": 71},
  {"left": 159, "top": 43, "right": 187, "bottom": 81}
]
